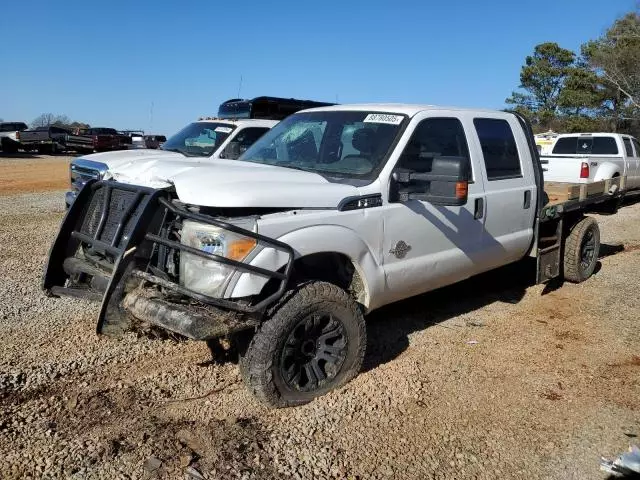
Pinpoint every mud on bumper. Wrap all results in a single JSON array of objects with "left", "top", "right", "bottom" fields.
[{"left": 42, "top": 180, "right": 294, "bottom": 340}]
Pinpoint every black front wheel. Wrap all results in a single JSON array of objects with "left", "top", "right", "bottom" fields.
[{"left": 240, "top": 281, "right": 366, "bottom": 408}]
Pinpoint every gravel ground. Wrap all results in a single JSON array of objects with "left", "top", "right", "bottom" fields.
[{"left": 0, "top": 187, "right": 638, "bottom": 479}]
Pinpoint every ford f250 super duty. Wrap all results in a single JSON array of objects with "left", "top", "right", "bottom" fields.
[
  {"left": 43, "top": 104, "right": 625, "bottom": 408},
  {"left": 541, "top": 133, "right": 640, "bottom": 190}
]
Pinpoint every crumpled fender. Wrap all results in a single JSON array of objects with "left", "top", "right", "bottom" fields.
[{"left": 227, "top": 225, "right": 385, "bottom": 311}]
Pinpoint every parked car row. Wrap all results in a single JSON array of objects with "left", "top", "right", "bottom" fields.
[{"left": 0, "top": 121, "right": 165, "bottom": 154}]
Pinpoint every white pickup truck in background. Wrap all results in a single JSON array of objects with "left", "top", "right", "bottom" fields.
[
  {"left": 65, "top": 118, "right": 277, "bottom": 207},
  {"left": 0, "top": 122, "right": 28, "bottom": 153},
  {"left": 541, "top": 133, "right": 640, "bottom": 190}
]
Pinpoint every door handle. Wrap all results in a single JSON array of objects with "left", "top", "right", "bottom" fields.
[
  {"left": 474, "top": 198, "right": 484, "bottom": 219},
  {"left": 523, "top": 190, "right": 531, "bottom": 209}
]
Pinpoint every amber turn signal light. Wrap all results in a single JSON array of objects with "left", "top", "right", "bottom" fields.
[{"left": 455, "top": 181, "right": 468, "bottom": 200}]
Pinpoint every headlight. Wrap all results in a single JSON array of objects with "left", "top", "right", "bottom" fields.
[{"left": 179, "top": 219, "right": 258, "bottom": 297}]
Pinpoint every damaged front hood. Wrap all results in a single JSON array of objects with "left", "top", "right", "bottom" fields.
[
  {"left": 107, "top": 160, "right": 360, "bottom": 208},
  {"left": 79, "top": 149, "right": 185, "bottom": 171}
]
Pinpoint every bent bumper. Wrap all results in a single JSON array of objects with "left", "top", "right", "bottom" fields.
[
  {"left": 122, "top": 291, "right": 258, "bottom": 340},
  {"left": 49, "top": 256, "right": 258, "bottom": 340},
  {"left": 44, "top": 179, "right": 294, "bottom": 339}
]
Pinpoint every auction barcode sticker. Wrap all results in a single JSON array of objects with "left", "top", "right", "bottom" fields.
[
  {"left": 215, "top": 126, "right": 233, "bottom": 134},
  {"left": 363, "top": 113, "right": 403, "bottom": 125}
]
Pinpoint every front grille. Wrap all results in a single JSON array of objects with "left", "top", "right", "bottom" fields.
[
  {"left": 80, "top": 186, "right": 142, "bottom": 248},
  {"left": 71, "top": 167, "right": 101, "bottom": 193}
]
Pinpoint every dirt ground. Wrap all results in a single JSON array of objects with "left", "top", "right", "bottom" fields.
[
  {"left": 0, "top": 155, "right": 73, "bottom": 195},
  {"left": 0, "top": 155, "right": 638, "bottom": 479}
]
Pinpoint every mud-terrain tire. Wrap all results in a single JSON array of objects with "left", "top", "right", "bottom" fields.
[
  {"left": 563, "top": 216, "right": 600, "bottom": 283},
  {"left": 240, "top": 281, "right": 366, "bottom": 408}
]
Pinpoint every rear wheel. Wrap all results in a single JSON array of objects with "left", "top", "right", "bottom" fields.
[
  {"left": 563, "top": 216, "right": 600, "bottom": 283},
  {"left": 240, "top": 281, "right": 366, "bottom": 408}
]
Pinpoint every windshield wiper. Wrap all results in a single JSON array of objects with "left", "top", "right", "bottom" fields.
[{"left": 275, "top": 162, "right": 315, "bottom": 173}]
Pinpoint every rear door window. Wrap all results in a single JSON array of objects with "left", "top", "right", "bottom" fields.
[
  {"left": 623, "top": 138, "right": 634, "bottom": 156},
  {"left": 473, "top": 118, "right": 522, "bottom": 181},
  {"left": 632, "top": 139, "right": 640, "bottom": 158}
]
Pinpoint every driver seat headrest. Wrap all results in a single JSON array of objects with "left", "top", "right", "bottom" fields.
[{"left": 351, "top": 128, "right": 376, "bottom": 155}]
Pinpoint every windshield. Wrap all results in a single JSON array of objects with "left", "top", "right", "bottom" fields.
[
  {"left": 161, "top": 122, "right": 236, "bottom": 157},
  {"left": 238, "top": 111, "right": 406, "bottom": 177}
]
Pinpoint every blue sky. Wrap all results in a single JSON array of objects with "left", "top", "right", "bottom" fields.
[{"left": 0, "top": 0, "right": 634, "bottom": 135}]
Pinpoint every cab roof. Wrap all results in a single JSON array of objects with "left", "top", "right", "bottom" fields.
[
  {"left": 195, "top": 118, "right": 278, "bottom": 128},
  {"left": 300, "top": 103, "right": 514, "bottom": 117},
  {"left": 553, "top": 132, "right": 634, "bottom": 138}
]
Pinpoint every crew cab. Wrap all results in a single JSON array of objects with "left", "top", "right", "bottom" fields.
[
  {"left": 0, "top": 122, "right": 28, "bottom": 153},
  {"left": 44, "top": 104, "right": 624, "bottom": 408},
  {"left": 64, "top": 118, "right": 276, "bottom": 207},
  {"left": 541, "top": 133, "right": 640, "bottom": 190}
]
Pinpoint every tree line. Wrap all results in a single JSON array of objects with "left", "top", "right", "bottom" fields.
[
  {"left": 30, "top": 113, "right": 89, "bottom": 130},
  {"left": 506, "top": 11, "right": 640, "bottom": 135}
]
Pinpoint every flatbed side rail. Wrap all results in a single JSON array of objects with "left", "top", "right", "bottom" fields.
[{"left": 541, "top": 176, "right": 626, "bottom": 221}]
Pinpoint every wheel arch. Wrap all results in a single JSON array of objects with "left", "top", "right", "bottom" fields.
[
  {"left": 227, "top": 225, "right": 383, "bottom": 310},
  {"left": 593, "top": 162, "right": 623, "bottom": 181}
]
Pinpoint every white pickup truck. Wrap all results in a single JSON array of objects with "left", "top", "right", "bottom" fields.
[
  {"left": 541, "top": 133, "right": 640, "bottom": 190},
  {"left": 0, "top": 121, "right": 28, "bottom": 153},
  {"left": 44, "top": 104, "right": 624, "bottom": 408},
  {"left": 65, "top": 118, "right": 277, "bottom": 207}
]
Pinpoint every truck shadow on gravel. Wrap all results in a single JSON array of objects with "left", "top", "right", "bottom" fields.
[
  {"left": 621, "top": 190, "right": 640, "bottom": 208},
  {"left": 362, "top": 259, "right": 535, "bottom": 372},
  {"left": 360, "top": 239, "right": 623, "bottom": 373}
]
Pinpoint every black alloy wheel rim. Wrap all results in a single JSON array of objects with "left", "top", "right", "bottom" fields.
[
  {"left": 280, "top": 313, "right": 348, "bottom": 392},
  {"left": 580, "top": 228, "right": 596, "bottom": 270}
]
